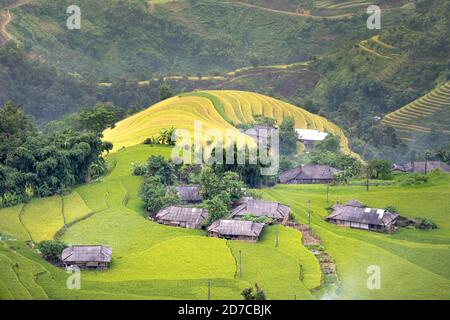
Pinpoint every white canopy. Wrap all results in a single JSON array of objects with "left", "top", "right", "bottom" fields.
[{"left": 295, "top": 129, "right": 328, "bottom": 142}]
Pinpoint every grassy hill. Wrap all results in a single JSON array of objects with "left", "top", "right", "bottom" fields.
[
  {"left": 1, "top": 143, "right": 449, "bottom": 299},
  {"left": 0, "top": 145, "right": 321, "bottom": 300},
  {"left": 102, "top": 90, "right": 353, "bottom": 154},
  {"left": 383, "top": 81, "right": 450, "bottom": 141}
]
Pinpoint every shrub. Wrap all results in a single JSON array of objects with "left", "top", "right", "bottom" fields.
[
  {"left": 399, "top": 174, "right": 428, "bottom": 186},
  {"left": 241, "top": 283, "right": 266, "bottom": 300},
  {"left": 132, "top": 163, "right": 147, "bottom": 176},
  {"left": 0, "top": 192, "right": 25, "bottom": 208},
  {"left": 37, "top": 240, "right": 67, "bottom": 263}
]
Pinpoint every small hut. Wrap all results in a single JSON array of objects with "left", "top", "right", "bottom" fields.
[
  {"left": 393, "top": 161, "right": 450, "bottom": 173},
  {"left": 207, "top": 220, "right": 264, "bottom": 242},
  {"left": 326, "top": 200, "right": 398, "bottom": 233},
  {"left": 232, "top": 198, "right": 290, "bottom": 224},
  {"left": 279, "top": 165, "right": 340, "bottom": 184},
  {"left": 154, "top": 206, "right": 208, "bottom": 229},
  {"left": 244, "top": 125, "right": 276, "bottom": 148},
  {"left": 61, "top": 245, "right": 112, "bottom": 270},
  {"left": 295, "top": 129, "right": 328, "bottom": 150},
  {"left": 175, "top": 186, "right": 202, "bottom": 204}
]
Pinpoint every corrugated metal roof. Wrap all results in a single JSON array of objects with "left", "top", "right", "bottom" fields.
[
  {"left": 327, "top": 202, "right": 398, "bottom": 226},
  {"left": 295, "top": 129, "right": 328, "bottom": 141},
  {"left": 61, "top": 245, "right": 112, "bottom": 263},
  {"left": 279, "top": 165, "right": 340, "bottom": 183},
  {"left": 232, "top": 199, "right": 290, "bottom": 220},
  {"left": 156, "top": 206, "right": 208, "bottom": 224},
  {"left": 175, "top": 186, "right": 202, "bottom": 202},
  {"left": 208, "top": 220, "right": 264, "bottom": 237}
]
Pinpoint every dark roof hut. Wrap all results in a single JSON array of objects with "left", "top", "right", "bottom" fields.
[
  {"left": 175, "top": 186, "right": 202, "bottom": 204},
  {"left": 207, "top": 220, "right": 264, "bottom": 242},
  {"left": 154, "top": 206, "right": 208, "bottom": 230},
  {"left": 232, "top": 198, "right": 290, "bottom": 224},
  {"left": 279, "top": 165, "right": 340, "bottom": 184},
  {"left": 326, "top": 200, "right": 398, "bottom": 233},
  {"left": 393, "top": 161, "right": 450, "bottom": 173},
  {"left": 61, "top": 245, "right": 112, "bottom": 270}
]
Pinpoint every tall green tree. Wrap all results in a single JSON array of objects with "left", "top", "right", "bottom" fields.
[{"left": 279, "top": 117, "right": 298, "bottom": 156}]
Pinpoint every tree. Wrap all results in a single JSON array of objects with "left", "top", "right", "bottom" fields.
[
  {"left": 140, "top": 176, "right": 180, "bottom": 214},
  {"left": 221, "top": 172, "right": 245, "bottom": 206},
  {"left": 368, "top": 159, "right": 392, "bottom": 180},
  {"left": 146, "top": 155, "right": 176, "bottom": 185},
  {"left": 78, "top": 103, "right": 123, "bottom": 134},
  {"left": 200, "top": 166, "right": 221, "bottom": 200},
  {"left": 204, "top": 193, "right": 230, "bottom": 225},
  {"left": 241, "top": 283, "right": 266, "bottom": 300},
  {"left": 159, "top": 84, "right": 173, "bottom": 101},
  {"left": 279, "top": 117, "right": 298, "bottom": 156},
  {"left": 0, "top": 102, "right": 34, "bottom": 162},
  {"left": 317, "top": 134, "right": 340, "bottom": 153},
  {"left": 38, "top": 240, "right": 67, "bottom": 263}
]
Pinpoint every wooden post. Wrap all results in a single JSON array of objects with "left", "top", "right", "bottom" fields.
[
  {"left": 276, "top": 223, "right": 279, "bottom": 248},
  {"left": 366, "top": 166, "right": 370, "bottom": 192},
  {"left": 326, "top": 184, "right": 330, "bottom": 203},
  {"left": 239, "top": 250, "right": 242, "bottom": 277},
  {"left": 208, "top": 281, "right": 211, "bottom": 300},
  {"left": 425, "top": 152, "right": 429, "bottom": 175},
  {"left": 308, "top": 200, "right": 311, "bottom": 226}
]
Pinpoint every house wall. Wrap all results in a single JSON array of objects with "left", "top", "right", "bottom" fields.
[
  {"left": 208, "top": 232, "right": 258, "bottom": 242},
  {"left": 63, "top": 262, "right": 109, "bottom": 270},
  {"left": 287, "top": 178, "right": 333, "bottom": 185},
  {"left": 156, "top": 218, "right": 203, "bottom": 230}
]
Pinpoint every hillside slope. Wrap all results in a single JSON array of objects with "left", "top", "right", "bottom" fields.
[
  {"left": 103, "top": 90, "right": 353, "bottom": 154},
  {"left": 6, "top": 0, "right": 408, "bottom": 80},
  {"left": 383, "top": 81, "right": 450, "bottom": 141}
]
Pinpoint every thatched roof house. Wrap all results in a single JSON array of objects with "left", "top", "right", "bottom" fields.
[
  {"left": 154, "top": 206, "right": 208, "bottom": 230},
  {"left": 244, "top": 125, "right": 276, "bottom": 147},
  {"left": 208, "top": 220, "right": 264, "bottom": 242},
  {"left": 326, "top": 200, "right": 398, "bottom": 233},
  {"left": 232, "top": 198, "right": 290, "bottom": 224},
  {"left": 61, "top": 245, "right": 112, "bottom": 270},
  {"left": 279, "top": 165, "right": 340, "bottom": 184},
  {"left": 175, "top": 185, "right": 202, "bottom": 204},
  {"left": 393, "top": 161, "right": 450, "bottom": 173}
]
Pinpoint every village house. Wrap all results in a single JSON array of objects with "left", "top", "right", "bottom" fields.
[
  {"left": 207, "top": 219, "right": 264, "bottom": 242},
  {"left": 153, "top": 206, "right": 208, "bottom": 230},
  {"left": 295, "top": 129, "right": 328, "bottom": 150},
  {"left": 61, "top": 245, "right": 112, "bottom": 270},
  {"left": 175, "top": 185, "right": 202, "bottom": 204},
  {"left": 232, "top": 198, "right": 290, "bottom": 224},
  {"left": 393, "top": 161, "right": 450, "bottom": 173},
  {"left": 244, "top": 125, "right": 277, "bottom": 147},
  {"left": 326, "top": 200, "right": 398, "bottom": 233},
  {"left": 279, "top": 164, "right": 340, "bottom": 184}
]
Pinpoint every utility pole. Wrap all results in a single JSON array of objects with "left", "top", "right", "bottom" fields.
[
  {"left": 276, "top": 223, "right": 279, "bottom": 248},
  {"left": 326, "top": 184, "right": 330, "bottom": 203},
  {"left": 208, "top": 281, "right": 211, "bottom": 300},
  {"left": 308, "top": 200, "right": 311, "bottom": 226},
  {"left": 239, "top": 250, "right": 242, "bottom": 278},
  {"left": 425, "top": 151, "right": 429, "bottom": 175},
  {"left": 366, "top": 166, "right": 370, "bottom": 192}
]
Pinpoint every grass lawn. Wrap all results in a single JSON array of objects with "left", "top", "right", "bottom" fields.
[
  {"left": 21, "top": 195, "right": 64, "bottom": 243},
  {"left": 0, "top": 204, "right": 29, "bottom": 241},
  {"left": 62, "top": 192, "right": 92, "bottom": 224}
]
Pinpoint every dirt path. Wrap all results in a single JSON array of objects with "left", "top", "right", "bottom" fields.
[
  {"left": 0, "top": 0, "right": 33, "bottom": 46},
  {"left": 224, "top": 1, "right": 353, "bottom": 19}
]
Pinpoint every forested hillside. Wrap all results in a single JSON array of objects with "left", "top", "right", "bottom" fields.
[
  {"left": 8, "top": 0, "right": 400, "bottom": 80},
  {"left": 308, "top": 0, "right": 450, "bottom": 159}
]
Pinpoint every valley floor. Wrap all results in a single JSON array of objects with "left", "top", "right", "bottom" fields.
[{"left": 0, "top": 145, "right": 449, "bottom": 300}]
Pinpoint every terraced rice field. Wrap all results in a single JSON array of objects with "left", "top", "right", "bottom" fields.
[
  {"left": 0, "top": 145, "right": 321, "bottom": 300},
  {"left": 103, "top": 90, "right": 353, "bottom": 155},
  {"left": 383, "top": 81, "right": 450, "bottom": 140},
  {"left": 358, "top": 35, "right": 401, "bottom": 60},
  {"left": 315, "top": 0, "right": 372, "bottom": 10},
  {"left": 1, "top": 144, "right": 450, "bottom": 299}
]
